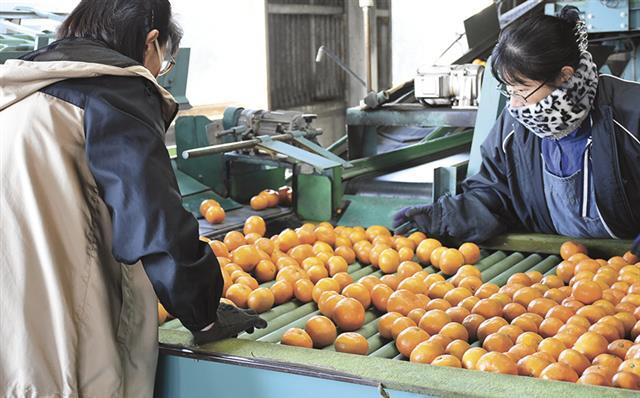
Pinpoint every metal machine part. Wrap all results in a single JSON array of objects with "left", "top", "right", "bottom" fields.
[
  {"left": 414, "top": 64, "right": 484, "bottom": 108},
  {"left": 212, "top": 107, "right": 321, "bottom": 145}
]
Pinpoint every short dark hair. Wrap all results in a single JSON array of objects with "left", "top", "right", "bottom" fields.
[
  {"left": 490, "top": 6, "right": 582, "bottom": 86},
  {"left": 57, "top": 0, "right": 182, "bottom": 64}
]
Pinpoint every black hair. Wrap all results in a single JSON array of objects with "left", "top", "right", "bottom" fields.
[
  {"left": 57, "top": 0, "right": 182, "bottom": 64},
  {"left": 490, "top": 6, "right": 582, "bottom": 86}
]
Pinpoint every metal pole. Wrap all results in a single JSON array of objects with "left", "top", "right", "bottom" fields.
[
  {"left": 182, "top": 133, "right": 296, "bottom": 159},
  {"left": 360, "top": 0, "right": 374, "bottom": 91}
]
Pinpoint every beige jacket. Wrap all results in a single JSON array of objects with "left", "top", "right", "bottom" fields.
[{"left": 0, "top": 57, "right": 177, "bottom": 397}]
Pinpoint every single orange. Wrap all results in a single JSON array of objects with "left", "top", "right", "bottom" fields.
[
  {"left": 577, "top": 372, "right": 610, "bottom": 386},
  {"left": 318, "top": 292, "right": 343, "bottom": 318},
  {"left": 311, "top": 277, "right": 341, "bottom": 302},
  {"left": 462, "top": 313, "right": 486, "bottom": 342},
  {"left": 497, "top": 324, "right": 524, "bottom": 343},
  {"left": 445, "top": 339, "right": 470, "bottom": 360},
  {"left": 387, "top": 289, "right": 420, "bottom": 316},
  {"left": 458, "top": 296, "right": 481, "bottom": 312},
  {"left": 281, "top": 327, "right": 313, "bottom": 348},
  {"left": 537, "top": 337, "right": 566, "bottom": 360},
  {"left": 445, "top": 306, "right": 470, "bottom": 324},
  {"left": 477, "top": 316, "right": 509, "bottom": 343},
  {"left": 398, "top": 276, "right": 429, "bottom": 295},
  {"left": 458, "top": 242, "right": 481, "bottom": 264},
  {"left": 271, "top": 280, "right": 294, "bottom": 305},
  {"left": 243, "top": 215, "right": 266, "bottom": 236},
  {"left": 439, "top": 248, "right": 465, "bottom": 275},
  {"left": 410, "top": 340, "right": 445, "bottom": 364},
  {"left": 483, "top": 333, "right": 513, "bottom": 352},
  {"left": 471, "top": 298, "right": 503, "bottom": 319},
  {"left": 333, "top": 297, "right": 366, "bottom": 331},
  {"left": 506, "top": 343, "right": 536, "bottom": 362},
  {"left": 236, "top": 275, "right": 259, "bottom": 290},
  {"left": 305, "top": 315, "right": 337, "bottom": 348},
  {"left": 415, "top": 239, "right": 442, "bottom": 264},
  {"left": 334, "top": 246, "right": 356, "bottom": 264},
  {"left": 612, "top": 371, "right": 640, "bottom": 390},
  {"left": 558, "top": 348, "right": 590, "bottom": 375},
  {"left": 223, "top": 231, "right": 246, "bottom": 252},
  {"left": 396, "top": 326, "right": 430, "bottom": 357},
  {"left": 475, "top": 283, "right": 500, "bottom": 299},
  {"left": 378, "top": 312, "right": 403, "bottom": 339},
  {"left": 608, "top": 339, "right": 634, "bottom": 360},
  {"left": 476, "top": 352, "right": 518, "bottom": 375},
  {"left": 572, "top": 279, "right": 603, "bottom": 305},
  {"left": 390, "top": 316, "right": 417, "bottom": 340},
  {"left": 560, "top": 240, "right": 587, "bottom": 261},
  {"left": 225, "top": 283, "right": 252, "bottom": 308},
  {"left": 527, "top": 298, "right": 558, "bottom": 318},
  {"left": 512, "top": 287, "right": 543, "bottom": 307},
  {"left": 428, "top": 281, "right": 455, "bottom": 300},
  {"left": 540, "top": 362, "right": 579, "bottom": 382},
  {"left": 545, "top": 305, "right": 574, "bottom": 323},
  {"left": 429, "top": 247, "right": 447, "bottom": 269},
  {"left": 371, "top": 283, "right": 394, "bottom": 312},
  {"left": 335, "top": 332, "right": 368, "bottom": 355},
  {"left": 332, "top": 272, "right": 354, "bottom": 291},
  {"left": 247, "top": 287, "right": 275, "bottom": 313},
  {"left": 431, "top": 354, "right": 463, "bottom": 368},
  {"left": 618, "top": 358, "right": 640, "bottom": 376},
  {"left": 517, "top": 354, "right": 551, "bottom": 377},
  {"left": 502, "top": 303, "right": 526, "bottom": 322},
  {"left": 418, "top": 309, "right": 451, "bottom": 335},
  {"left": 574, "top": 331, "right": 609, "bottom": 360},
  {"left": 516, "top": 331, "right": 543, "bottom": 348},
  {"left": 538, "top": 317, "right": 564, "bottom": 338},
  {"left": 378, "top": 248, "right": 401, "bottom": 273},
  {"left": 358, "top": 275, "right": 382, "bottom": 292},
  {"left": 293, "top": 278, "right": 314, "bottom": 303}
]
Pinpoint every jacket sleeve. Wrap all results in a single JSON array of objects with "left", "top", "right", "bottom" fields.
[
  {"left": 84, "top": 94, "right": 222, "bottom": 332},
  {"left": 426, "top": 111, "right": 522, "bottom": 242}
]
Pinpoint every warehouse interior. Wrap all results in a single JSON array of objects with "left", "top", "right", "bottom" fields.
[{"left": 1, "top": 0, "right": 639, "bottom": 397}]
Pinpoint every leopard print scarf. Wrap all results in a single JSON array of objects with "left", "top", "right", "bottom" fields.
[{"left": 507, "top": 51, "right": 599, "bottom": 140}]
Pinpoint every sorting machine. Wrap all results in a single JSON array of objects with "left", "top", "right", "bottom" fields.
[{"left": 158, "top": 2, "right": 638, "bottom": 397}]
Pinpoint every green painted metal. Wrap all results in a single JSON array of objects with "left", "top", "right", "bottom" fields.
[
  {"left": 338, "top": 195, "right": 425, "bottom": 229},
  {"left": 346, "top": 105, "right": 477, "bottom": 128},
  {"left": 228, "top": 163, "right": 285, "bottom": 203},
  {"left": 155, "top": 48, "right": 191, "bottom": 107},
  {"left": 158, "top": 333, "right": 635, "bottom": 398},
  {"left": 467, "top": 57, "right": 507, "bottom": 177},
  {"left": 342, "top": 130, "right": 473, "bottom": 181},
  {"left": 295, "top": 174, "right": 333, "bottom": 221},
  {"left": 482, "top": 233, "right": 634, "bottom": 259},
  {"left": 432, "top": 160, "right": 469, "bottom": 202},
  {"left": 258, "top": 139, "right": 341, "bottom": 171},
  {"left": 175, "top": 116, "right": 228, "bottom": 196},
  {"left": 158, "top": 237, "right": 635, "bottom": 397}
]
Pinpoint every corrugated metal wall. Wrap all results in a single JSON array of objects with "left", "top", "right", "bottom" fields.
[{"left": 267, "top": 0, "right": 346, "bottom": 109}]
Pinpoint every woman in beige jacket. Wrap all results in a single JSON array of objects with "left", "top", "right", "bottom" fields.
[{"left": 0, "top": 1, "right": 264, "bottom": 397}]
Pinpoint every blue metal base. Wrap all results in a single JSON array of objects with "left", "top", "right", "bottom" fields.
[{"left": 155, "top": 354, "right": 433, "bottom": 398}]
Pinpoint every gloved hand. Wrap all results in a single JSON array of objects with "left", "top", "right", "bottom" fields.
[
  {"left": 392, "top": 204, "right": 433, "bottom": 236},
  {"left": 632, "top": 234, "right": 640, "bottom": 257},
  {"left": 192, "top": 303, "right": 267, "bottom": 345}
]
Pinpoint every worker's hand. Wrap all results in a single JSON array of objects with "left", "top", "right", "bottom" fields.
[
  {"left": 632, "top": 234, "right": 640, "bottom": 256},
  {"left": 191, "top": 303, "right": 267, "bottom": 345},
  {"left": 392, "top": 204, "right": 433, "bottom": 236}
]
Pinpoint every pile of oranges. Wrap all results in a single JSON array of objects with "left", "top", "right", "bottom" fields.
[
  {"left": 198, "top": 216, "right": 639, "bottom": 391},
  {"left": 200, "top": 198, "right": 225, "bottom": 224},
  {"left": 379, "top": 240, "right": 639, "bottom": 390},
  {"left": 250, "top": 187, "right": 292, "bottom": 211}
]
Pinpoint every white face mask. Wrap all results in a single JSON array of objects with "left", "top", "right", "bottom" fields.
[{"left": 507, "top": 51, "right": 599, "bottom": 140}]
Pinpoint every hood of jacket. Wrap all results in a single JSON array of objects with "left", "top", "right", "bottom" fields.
[{"left": 0, "top": 38, "right": 177, "bottom": 126}]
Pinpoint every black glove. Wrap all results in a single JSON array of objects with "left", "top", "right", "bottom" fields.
[
  {"left": 392, "top": 204, "right": 433, "bottom": 236},
  {"left": 632, "top": 234, "right": 640, "bottom": 257},
  {"left": 192, "top": 303, "right": 267, "bottom": 345}
]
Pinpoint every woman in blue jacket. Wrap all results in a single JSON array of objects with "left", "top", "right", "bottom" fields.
[{"left": 394, "top": 7, "right": 640, "bottom": 242}]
